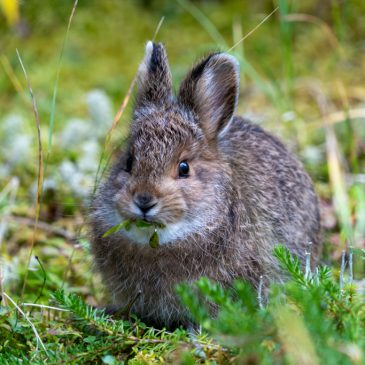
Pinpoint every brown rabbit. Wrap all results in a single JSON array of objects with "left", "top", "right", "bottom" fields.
[{"left": 90, "top": 42, "right": 321, "bottom": 328}]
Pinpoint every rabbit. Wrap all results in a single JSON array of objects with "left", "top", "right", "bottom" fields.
[{"left": 90, "top": 41, "right": 321, "bottom": 329}]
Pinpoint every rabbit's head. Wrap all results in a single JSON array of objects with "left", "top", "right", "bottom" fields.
[{"left": 97, "top": 42, "right": 240, "bottom": 245}]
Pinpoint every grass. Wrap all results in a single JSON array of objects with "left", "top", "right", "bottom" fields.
[
  {"left": 0, "top": 246, "right": 363, "bottom": 364},
  {"left": 0, "top": 0, "right": 364, "bottom": 363}
]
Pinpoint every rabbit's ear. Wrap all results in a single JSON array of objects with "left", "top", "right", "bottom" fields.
[
  {"left": 136, "top": 41, "right": 173, "bottom": 107},
  {"left": 178, "top": 53, "right": 239, "bottom": 141}
]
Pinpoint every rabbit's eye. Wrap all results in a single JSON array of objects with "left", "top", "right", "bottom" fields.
[
  {"left": 125, "top": 156, "right": 133, "bottom": 173},
  {"left": 178, "top": 161, "right": 189, "bottom": 178}
]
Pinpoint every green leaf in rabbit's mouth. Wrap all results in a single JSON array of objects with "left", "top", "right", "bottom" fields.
[
  {"left": 102, "top": 220, "right": 132, "bottom": 237},
  {"left": 149, "top": 229, "right": 159, "bottom": 248},
  {"left": 102, "top": 219, "right": 166, "bottom": 248}
]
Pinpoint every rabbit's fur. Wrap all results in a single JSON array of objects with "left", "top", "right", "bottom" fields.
[{"left": 90, "top": 42, "right": 321, "bottom": 328}]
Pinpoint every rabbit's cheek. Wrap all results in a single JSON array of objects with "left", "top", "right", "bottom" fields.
[
  {"left": 158, "top": 205, "right": 186, "bottom": 225},
  {"left": 157, "top": 220, "right": 203, "bottom": 244},
  {"left": 113, "top": 191, "right": 134, "bottom": 217}
]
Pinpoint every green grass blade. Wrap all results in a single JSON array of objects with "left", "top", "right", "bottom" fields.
[{"left": 48, "top": 0, "right": 78, "bottom": 152}]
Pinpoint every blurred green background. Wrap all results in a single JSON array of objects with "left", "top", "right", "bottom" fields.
[{"left": 0, "top": 0, "right": 364, "bottom": 303}]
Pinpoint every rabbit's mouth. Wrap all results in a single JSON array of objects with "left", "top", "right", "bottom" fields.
[
  {"left": 115, "top": 196, "right": 187, "bottom": 227},
  {"left": 118, "top": 219, "right": 203, "bottom": 246},
  {"left": 120, "top": 208, "right": 166, "bottom": 227},
  {"left": 112, "top": 207, "right": 204, "bottom": 246},
  {"left": 140, "top": 217, "right": 163, "bottom": 226},
  {"left": 110, "top": 194, "right": 204, "bottom": 245}
]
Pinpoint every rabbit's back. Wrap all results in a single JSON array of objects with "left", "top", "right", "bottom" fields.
[{"left": 220, "top": 116, "right": 321, "bottom": 262}]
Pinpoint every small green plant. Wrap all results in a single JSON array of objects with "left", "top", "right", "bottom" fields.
[{"left": 177, "top": 245, "right": 365, "bottom": 364}]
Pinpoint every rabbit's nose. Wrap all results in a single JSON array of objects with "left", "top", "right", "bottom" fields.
[{"left": 134, "top": 193, "right": 157, "bottom": 214}]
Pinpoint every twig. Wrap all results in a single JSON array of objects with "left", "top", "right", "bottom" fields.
[
  {"left": 227, "top": 7, "right": 279, "bottom": 52},
  {"left": 32, "top": 256, "right": 47, "bottom": 310},
  {"left": 339, "top": 250, "right": 346, "bottom": 292},
  {"left": 314, "top": 267, "right": 319, "bottom": 286},
  {"left": 107, "top": 74, "right": 138, "bottom": 138},
  {"left": 93, "top": 73, "right": 138, "bottom": 192},
  {"left": 152, "top": 16, "right": 165, "bottom": 42},
  {"left": 257, "top": 275, "right": 264, "bottom": 309},
  {"left": 188, "top": 325, "right": 206, "bottom": 359},
  {"left": 305, "top": 242, "right": 312, "bottom": 280},
  {"left": 127, "top": 290, "right": 142, "bottom": 326},
  {"left": 348, "top": 249, "right": 353, "bottom": 285},
  {"left": 16, "top": 49, "right": 44, "bottom": 301},
  {"left": 22, "top": 303, "right": 70, "bottom": 312},
  {"left": 61, "top": 243, "right": 81, "bottom": 289}
]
